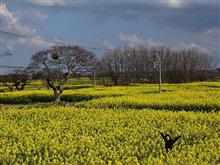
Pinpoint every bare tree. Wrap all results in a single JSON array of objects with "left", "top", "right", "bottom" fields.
[
  {"left": 98, "top": 45, "right": 215, "bottom": 85},
  {"left": 0, "top": 75, "right": 14, "bottom": 92},
  {"left": 30, "top": 45, "right": 95, "bottom": 103},
  {"left": 0, "top": 68, "right": 32, "bottom": 91}
]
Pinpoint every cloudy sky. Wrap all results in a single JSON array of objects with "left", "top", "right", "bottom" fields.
[{"left": 0, "top": 0, "right": 219, "bottom": 71}]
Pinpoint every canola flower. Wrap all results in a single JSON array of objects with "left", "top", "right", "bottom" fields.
[
  {"left": 0, "top": 82, "right": 219, "bottom": 164},
  {"left": 0, "top": 108, "right": 219, "bottom": 164}
]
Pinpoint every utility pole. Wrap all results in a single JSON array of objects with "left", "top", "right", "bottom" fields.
[
  {"left": 93, "top": 66, "right": 96, "bottom": 87},
  {"left": 158, "top": 50, "right": 162, "bottom": 93},
  {"left": 91, "top": 60, "right": 96, "bottom": 87},
  {"left": 152, "top": 49, "right": 163, "bottom": 93}
]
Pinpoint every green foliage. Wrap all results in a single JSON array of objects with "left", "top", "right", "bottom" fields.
[
  {"left": 52, "top": 53, "right": 59, "bottom": 60},
  {"left": 1, "top": 82, "right": 220, "bottom": 112},
  {"left": 0, "top": 87, "right": 127, "bottom": 104}
]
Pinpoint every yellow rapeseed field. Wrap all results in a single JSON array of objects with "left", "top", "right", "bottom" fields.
[{"left": 0, "top": 82, "right": 219, "bottom": 164}]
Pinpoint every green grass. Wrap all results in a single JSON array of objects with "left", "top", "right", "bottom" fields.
[
  {"left": 1, "top": 82, "right": 219, "bottom": 112},
  {"left": 0, "top": 77, "right": 95, "bottom": 92}
]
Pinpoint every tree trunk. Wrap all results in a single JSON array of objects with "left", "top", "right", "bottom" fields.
[
  {"left": 15, "top": 85, "right": 24, "bottom": 91},
  {"left": 3, "top": 83, "right": 14, "bottom": 92},
  {"left": 54, "top": 89, "right": 62, "bottom": 104}
]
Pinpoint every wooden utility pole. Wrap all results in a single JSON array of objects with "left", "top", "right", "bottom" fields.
[
  {"left": 158, "top": 51, "right": 162, "bottom": 93},
  {"left": 153, "top": 49, "right": 163, "bottom": 93},
  {"left": 93, "top": 69, "right": 96, "bottom": 87}
]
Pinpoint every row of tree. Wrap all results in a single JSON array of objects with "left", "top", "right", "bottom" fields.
[
  {"left": 0, "top": 44, "right": 217, "bottom": 103},
  {"left": 96, "top": 46, "right": 215, "bottom": 85}
]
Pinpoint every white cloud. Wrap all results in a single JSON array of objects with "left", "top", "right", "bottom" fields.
[
  {"left": 118, "top": 33, "right": 162, "bottom": 48},
  {"left": 27, "top": 0, "right": 183, "bottom": 8},
  {"left": 28, "top": 0, "right": 65, "bottom": 6},
  {"left": 0, "top": 3, "right": 17, "bottom": 29},
  {"left": 96, "top": 38, "right": 114, "bottom": 50},
  {"left": 0, "top": 3, "right": 52, "bottom": 51},
  {"left": 119, "top": 33, "right": 145, "bottom": 47},
  {"left": 198, "top": 27, "right": 220, "bottom": 53},
  {"left": 166, "top": 0, "right": 182, "bottom": 8},
  {"left": 15, "top": 10, "right": 48, "bottom": 22},
  {"left": 116, "top": 33, "right": 210, "bottom": 56},
  {"left": 146, "top": 39, "right": 162, "bottom": 47},
  {"left": 103, "top": 40, "right": 114, "bottom": 50},
  {"left": 174, "top": 42, "right": 209, "bottom": 53}
]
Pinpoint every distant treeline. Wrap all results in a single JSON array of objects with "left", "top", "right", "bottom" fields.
[
  {"left": 0, "top": 45, "right": 218, "bottom": 93},
  {"left": 95, "top": 46, "right": 217, "bottom": 85}
]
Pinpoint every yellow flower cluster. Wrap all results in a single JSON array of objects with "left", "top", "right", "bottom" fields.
[
  {"left": 76, "top": 82, "right": 220, "bottom": 112},
  {"left": 0, "top": 81, "right": 219, "bottom": 164},
  {"left": 0, "top": 108, "right": 219, "bottom": 164}
]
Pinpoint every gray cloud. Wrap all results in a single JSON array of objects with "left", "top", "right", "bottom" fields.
[
  {"left": 14, "top": 1, "right": 219, "bottom": 31},
  {"left": 9, "top": 1, "right": 220, "bottom": 34},
  {"left": 198, "top": 27, "right": 220, "bottom": 52},
  {"left": 5, "top": 0, "right": 220, "bottom": 63}
]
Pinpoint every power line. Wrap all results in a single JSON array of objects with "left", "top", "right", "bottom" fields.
[
  {"left": 0, "top": 51, "right": 13, "bottom": 58},
  {"left": 0, "top": 65, "right": 27, "bottom": 69},
  {"left": 0, "top": 65, "right": 106, "bottom": 70},
  {"left": 0, "top": 30, "right": 110, "bottom": 51}
]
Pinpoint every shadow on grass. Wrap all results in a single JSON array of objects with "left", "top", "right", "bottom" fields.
[
  {"left": 77, "top": 103, "right": 220, "bottom": 112},
  {"left": 144, "top": 104, "right": 219, "bottom": 112},
  {"left": 141, "top": 89, "right": 175, "bottom": 95},
  {"left": 0, "top": 95, "right": 96, "bottom": 104},
  {"left": 0, "top": 93, "right": 124, "bottom": 105},
  {"left": 63, "top": 85, "right": 94, "bottom": 90},
  {"left": 198, "top": 85, "right": 220, "bottom": 89}
]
